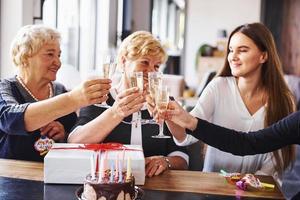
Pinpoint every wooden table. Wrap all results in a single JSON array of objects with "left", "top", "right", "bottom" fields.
[{"left": 0, "top": 159, "right": 284, "bottom": 199}]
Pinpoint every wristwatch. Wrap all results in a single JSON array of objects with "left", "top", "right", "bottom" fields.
[{"left": 164, "top": 157, "right": 172, "bottom": 169}]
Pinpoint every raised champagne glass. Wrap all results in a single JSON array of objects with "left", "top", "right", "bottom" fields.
[
  {"left": 128, "top": 71, "right": 143, "bottom": 91},
  {"left": 94, "top": 53, "right": 116, "bottom": 107},
  {"left": 152, "top": 85, "right": 171, "bottom": 138},
  {"left": 148, "top": 72, "right": 162, "bottom": 103},
  {"left": 145, "top": 71, "right": 163, "bottom": 125},
  {"left": 124, "top": 71, "right": 144, "bottom": 125}
]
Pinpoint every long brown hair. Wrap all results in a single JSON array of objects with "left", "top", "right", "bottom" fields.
[{"left": 218, "top": 23, "right": 296, "bottom": 172}]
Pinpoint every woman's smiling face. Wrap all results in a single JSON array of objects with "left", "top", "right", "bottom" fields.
[
  {"left": 26, "top": 41, "right": 61, "bottom": 82},
  {"left": 227, "top": 32, "right": 267, "bottom": 78}
]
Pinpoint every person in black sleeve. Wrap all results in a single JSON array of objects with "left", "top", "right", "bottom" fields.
[{"left": 158, "top": 100, "right": 300, "bottom": 199}]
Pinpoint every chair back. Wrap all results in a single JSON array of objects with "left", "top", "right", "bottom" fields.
[{"left": 162, "top": 74, "right": 185, "bottom": 98}]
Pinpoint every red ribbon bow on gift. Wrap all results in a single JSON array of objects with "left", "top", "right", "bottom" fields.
[{"left": 51, "top": 142, "right": 141, "bottom": 152}]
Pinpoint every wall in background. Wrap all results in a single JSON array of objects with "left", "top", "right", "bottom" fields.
[
  {"left": 132, "top": 0, "right": 151, "bottom": 31},
  {"left": 184, "top": 0, "right": 261, "bottom": 88},
  {"left": 261, "top": 0, "right": 300, "bottom": 76},
  {"left": 1, "top": 0, "right": 261, "bottom": 86},
  {"left": 0, "top": 0, "right": 33, "bottom": 78},
  {"left": 281, "top": 0, "right": 300, "bottom": 75}
]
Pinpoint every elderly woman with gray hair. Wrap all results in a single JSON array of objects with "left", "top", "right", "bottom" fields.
[{"left": 0, "top": 25, "right": 111, "bottom": 162}]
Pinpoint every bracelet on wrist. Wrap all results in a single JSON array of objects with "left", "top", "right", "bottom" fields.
[{"left": 164, "top": 157, "right": 172, "bottom": 169}]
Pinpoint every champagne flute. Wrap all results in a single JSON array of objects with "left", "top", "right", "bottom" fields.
[
  {"left": 94, "top": 53, "right": 116, "bottom": 107},
  {"left": 128, "top": 71, "right": 143, "bottom": 92},
  {"left": 152, "top": 85, "right": 171, "bottom": 138},
  {"left": 148, "top": 72, "right": 171, "bottom": 131},
  {"left": 123, "top": 71, "right": 144, "bottom": 125},
  {"left": 146, "top": 72, "right": 163, "bottom": 125},
  {"left": 148, "top": 72, "right": 162, "bottom": 100}
]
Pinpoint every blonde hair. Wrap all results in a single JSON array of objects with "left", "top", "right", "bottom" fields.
[
  {"left": 11, "top": 25, "right": 61, "bottom": 67},
  {"left": 117, "top": 31, "right": 167, "bottom": 64}
]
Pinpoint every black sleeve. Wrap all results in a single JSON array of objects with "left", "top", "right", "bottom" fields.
[
  {"left": 71, "top": 105, "right": 106, "bottom": 132},
  {"left": 52, "top": 82, "right": 78, "bottom": 134},
  {"left": 186, "top": 111, "right": 300, "bottom": 155},
  {"left": 57, "top": 112, "right": 77, "bottom": 133}
]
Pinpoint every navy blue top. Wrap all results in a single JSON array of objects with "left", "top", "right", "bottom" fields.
[
  {"left": 0, "top": 77, "right": 77, "bottom": 162},
  {"left": 73, "top": 94, "right": 188, "bottom": 158},
  {"left": 187, "top": 111, "right": 300, "bottom": 155}
]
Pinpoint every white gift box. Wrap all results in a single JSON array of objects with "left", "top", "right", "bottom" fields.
[{"left": 44, "top": 143, "right": 145, "bottom": 185}]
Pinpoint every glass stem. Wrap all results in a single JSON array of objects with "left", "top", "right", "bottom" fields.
[{"left": 159, "top": 120, "right": 164, "bottom": 135}]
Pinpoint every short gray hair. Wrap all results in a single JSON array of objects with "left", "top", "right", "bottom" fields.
[{"left": 11, "top": 25, "right": 61, "bottom": 67}]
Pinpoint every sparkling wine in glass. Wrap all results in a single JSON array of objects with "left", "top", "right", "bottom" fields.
[
  {"left": 102, "top": 63, "right": 110, "bottom": 79},
  {"left": 126, "top": 71, "right": 144, "bottom": 125},
  {"left": 94, "top": 54, "right": 116, "bottom": 107},
  {"left": 129, "top": 71, "right": 143, "bottom": 92},
  {"left": 146, "top": 72, "right": 163, "bottom": 125},
  {"left": 129, "top": 72, "right": 137, "bottom": 88},
  {"left": 152, "top": 85, "right": 170, "bottom": 138},
  {"left": 148, "top": 72, "right": 162, "bottom": 101}
]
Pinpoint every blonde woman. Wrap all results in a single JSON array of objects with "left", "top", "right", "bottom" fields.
[
  {"left": 68, "top": 31, "right": 188, "bottom": 177},
  {"left": 0, "top": 25, "right": 111, "bottom": 161}
]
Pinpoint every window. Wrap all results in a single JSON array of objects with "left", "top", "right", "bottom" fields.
[
  {"left": 43, "top": 0, "right": 118, "bottom": 75},
  {"left": 152, "top": 0, "right": 185, "bottom": 50}
]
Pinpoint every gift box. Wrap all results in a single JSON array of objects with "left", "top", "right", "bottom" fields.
[{"left": 44, "top": 143, "right": 145, "bottom": 185}]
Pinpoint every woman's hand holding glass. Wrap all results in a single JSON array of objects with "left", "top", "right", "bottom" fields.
[
  {"left": 68, "top": 78, "right": 111, "bottom": 108},
  {"left": 159, "top": 100, "right": 198, "bottom": 131},
  {"left": 127, "top": 71, "right": 153, "bottom": 124},
  {"left": 93, "top": 53, "right": 117, "bottom": 107},
  {"left": 111, "top": 87, "right": 145, "bottom": 120}
]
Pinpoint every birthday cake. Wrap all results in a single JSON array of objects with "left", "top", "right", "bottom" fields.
[{"left": 82, "top": 171, "right": 136, "bottom": 200}]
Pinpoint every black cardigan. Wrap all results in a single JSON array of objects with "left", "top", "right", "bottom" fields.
[{"left": 74, "top": 94, "right": 187, "bottom": 158}]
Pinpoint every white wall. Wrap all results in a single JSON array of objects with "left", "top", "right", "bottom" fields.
[
  {"left": 132, "top": 0, "right": 151, "bottom": 31},
  {"left": 0, "top": 0, "right": 33, "bottom": 78},
  {"left": 184, "top": 0, "right": 261, "bottom": 88}
]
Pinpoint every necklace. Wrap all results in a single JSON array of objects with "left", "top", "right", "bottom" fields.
[
  {"left": 16, "top": 76, "right": 55, "bottom": 156},
  {"left": 16, "top": 76, "right": 53, "bottom": 101}
]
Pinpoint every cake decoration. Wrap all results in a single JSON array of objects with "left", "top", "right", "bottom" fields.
[{"left": 81, "top": 150, "right": 136, "bottom": 200}]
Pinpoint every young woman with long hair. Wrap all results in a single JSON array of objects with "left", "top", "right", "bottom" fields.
[{"left": 163, "top": 23, "right": 296, "bottom": 183}]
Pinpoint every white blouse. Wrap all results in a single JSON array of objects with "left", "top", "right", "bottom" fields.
[{"left": 175, "top": 77, "right": 278, "bottom": 180}]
